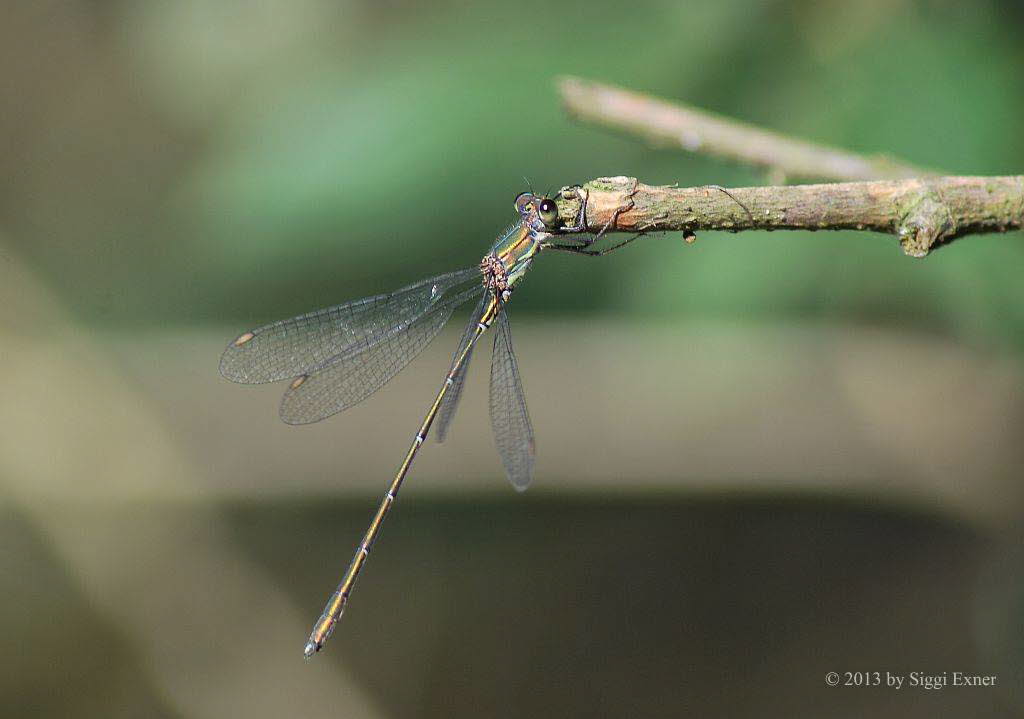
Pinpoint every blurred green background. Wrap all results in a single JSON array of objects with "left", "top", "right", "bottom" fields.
[{"left": 2, "top": 0, "right": 1024, "bottom": 717}]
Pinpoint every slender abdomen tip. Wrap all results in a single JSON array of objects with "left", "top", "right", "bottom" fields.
[{"left": 303, "top": 640, "right": 319, "bottom": 659}]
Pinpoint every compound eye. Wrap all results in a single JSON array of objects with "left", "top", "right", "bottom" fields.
[
  {"left": 538, "top": 198, "right": 558, "bottom": 227},
  {"left": 514, "top": 192, "right": 534, "bottom": 213}
]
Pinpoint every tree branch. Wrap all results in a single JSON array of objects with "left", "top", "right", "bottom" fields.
[
  {"left": 552, "top": 176, "right": 1024, "bottom": 257},
  {"left": 557, "top": 76, "right": 933, "bottom": 183}
]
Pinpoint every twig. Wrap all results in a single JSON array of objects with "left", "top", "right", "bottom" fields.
[
  {"left": 553, "top": 176, "right": 1024, "bottom": 257},
  {"left": 557, "top": 76, "right": 933, "bottom": 183}
]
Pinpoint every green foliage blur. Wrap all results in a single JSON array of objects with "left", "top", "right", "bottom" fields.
[{"left": 4, "top": 0, "right": 1022, "bottom": 347}]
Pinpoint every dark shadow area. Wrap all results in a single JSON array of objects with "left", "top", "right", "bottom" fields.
[{"left": 226, "top": 494, "right": 1014, "bottom": 718}]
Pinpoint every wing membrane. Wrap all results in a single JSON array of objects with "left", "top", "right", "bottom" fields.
[
  {"left": 220, "top": 267, "right": 479, "bottom": 384},
  {"left": 435, "top": 293, "right": 489, "bottom": 443},
  {"left": 489, "top": 309, "right": 535, "bottom": 490},
  {"left": 279, "top": 285, "right": 480, "bottom": 424}
]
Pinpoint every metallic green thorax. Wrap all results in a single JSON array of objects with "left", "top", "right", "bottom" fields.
[{"left": 484, "top": 193, "right": 552, "bottom": 292}]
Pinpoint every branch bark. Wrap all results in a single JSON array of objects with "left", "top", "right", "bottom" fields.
[
  {"left": 557, "top": 76, "right": 933, "bottom": 183},
  {"left": 553, "top": 176, "right": 1024, "bottom": 257}
]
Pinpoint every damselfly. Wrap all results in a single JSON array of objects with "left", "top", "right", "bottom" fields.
[{"left": 220, "top": 189, "right": 611, "bottom": 658}]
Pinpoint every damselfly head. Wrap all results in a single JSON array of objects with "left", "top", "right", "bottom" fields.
[
  {"left": 515, "top": 192, "right": 560, "bottom": 230},
  {"left": 536, "top": 197, "right": 559, "bottom": 228},
  {"left": 514, "top": 191, "right": 537, "bottom": 215}
]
